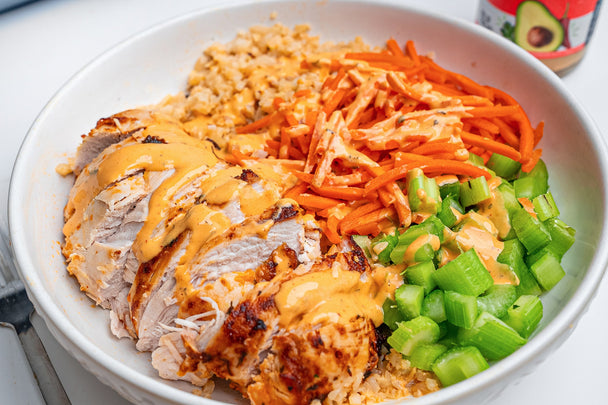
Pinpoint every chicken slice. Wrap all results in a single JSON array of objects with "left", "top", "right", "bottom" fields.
[
  {"left": 72, "top": 109, "right": 163, "bottom": 176},
  {"left": 151, "top": 240, "right": 388, "bottom": 405},
  {"left": 63, "top": 109, "right": 224, "bottom": 338},
  {"left": 135, "top": 202, "right": 321, "bottom": 352},
  {"left": 246, "top": 243, "right": 381, "bottom": 405}
]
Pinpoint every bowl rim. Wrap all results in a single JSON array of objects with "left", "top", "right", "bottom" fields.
[{"left": 9, "top": 0, "right": 608, "bottom": 403}]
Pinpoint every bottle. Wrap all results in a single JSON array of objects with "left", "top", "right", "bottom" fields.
[{"left": 476, "top": 0, "right": 603, "bottom": 75}]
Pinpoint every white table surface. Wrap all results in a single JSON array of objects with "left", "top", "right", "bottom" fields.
[{"left": 1, "top": 0, "right": 606, "bottom": 404}]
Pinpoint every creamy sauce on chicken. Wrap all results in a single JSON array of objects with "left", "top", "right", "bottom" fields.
[{"left": 275, "top": 260, "right": 403, "bottom": 329}]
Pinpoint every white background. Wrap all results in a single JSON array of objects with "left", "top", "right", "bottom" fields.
[{"left": 0, "top": 0, "right": 606, "bottom": 404}]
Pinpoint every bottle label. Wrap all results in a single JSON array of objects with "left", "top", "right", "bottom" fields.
[{"left": 477, "top": 0, "right": 602, "bottom": 60}]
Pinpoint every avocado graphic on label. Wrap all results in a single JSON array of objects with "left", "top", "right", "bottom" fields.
[{"left": 514, "top": 1, "right": 565, "bottom": 53}]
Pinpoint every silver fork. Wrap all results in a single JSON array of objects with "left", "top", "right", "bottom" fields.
[{"left": 0, "top": 215, "right": 71, "bottom": 405}]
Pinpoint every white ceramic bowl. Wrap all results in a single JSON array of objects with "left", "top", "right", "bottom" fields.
[{"left": 9, "top": 1, "right": 608, "bottom": 404}]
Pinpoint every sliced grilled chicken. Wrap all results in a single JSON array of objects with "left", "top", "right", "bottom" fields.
[
  {"left": 72, "top": 109, "right": 161, "bottom": 176},
  {"left": 63, "top": 109, "right": 306, "bottom": 344},
  {"left": 133, "top": 201, "right": 321, "bottom": 351},
  {"left": 151, "top": 240, "right": 388, "bottom": 404},
  {"left": 63, "top": 110, "right": 224, "bottom": 337}
]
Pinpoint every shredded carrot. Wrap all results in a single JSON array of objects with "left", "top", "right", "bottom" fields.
[
  {"left": 325, "top": 214, "right": 343, "bottom": 244},
  {"left": 364, "top": 159, "right": 492, "bottom": 195},
  {"left": 339, "top": 201, "right": 384, "bottom": 233},
  {"left": 405, "top": 40, "right": 420, "bottom": 65},
  {"left": 327, "top": 68, "right": 347, "bottom": 91},
  {"left": 463, "top": 117, "right": 500, "bottom": 134},
  {"left": 294, "top": 89, "right": 312, "bottom": 98},
  {"left": 418, "top": 160, "right": 493, "bottom": 179},
  {"left": 342, "top": 207, "right": 396, "bottom": 235},
  {"left": 224, "top": 37, "right": 542, "bottom": 242},
  {"left": 279, "top": 127, "right": 291, "bottom": 159},
  {"left": 311, "top": 185, "right": 365, "bottom": 200},
  {"left": 410, "top": 142, "right": 464, "bottom": 156},
  {"left": 429, "top": 81, "right": 465, "bottom": 96},
  {"left": 223, "top": 149, "right": 251, "bottom": 165},
  {"left": 288, "top": 146, "right": 306, "bottom": 161},
  {"left": 284, "top": 182, "right": 309, "bottom": 199},
  {"left": 490, "top": 86, "right": 519, "bottom": 106},
  {"left": 388, "top": 182, "right": 411, "bottom": 227},
  {"left": 387, "top": 38, "right": 405, "bottom": 56},
  {"left": 492, "top": 117, "right": 520, "bottom": 149},
  {"left": 456, "top": 95, "right": 494, "bottom": 107},
  {"left": 235, "top": 112, "right": 277, "bottom": 134},
  {"left": 534, "top": 121, "right": 545, "bottom": 147},
  {"left": 377, "top": 186, "right": 395, "bottom": 207},
  {"left": 447, "top": 72, "right": 494, "bottom": 100},
  {"left": 518, "top": 197, "right": 537, "bottom": 218},
  {"left": 294, "top": 194, "right": 342, "bottom": 210},
  {"left": 461, "top": 131, "right": 521, "bottom": 161},
  {"left": 516, "top": 105, "right": 535, "bottom": 160},
  {"left": 521, "top": 148, "right": 542, "bottom": 173},
  {"left": 323, "top": 88, "right": 348, "bottom": 115},
  {"left": 345, "top": 52, "right": 415, "bottom": 69},
  {"left": 469, "top": 105, "right": 520, "bottom": 118},
  {"left": 386, "top": 72, "right": 424, "bottom": 103}
]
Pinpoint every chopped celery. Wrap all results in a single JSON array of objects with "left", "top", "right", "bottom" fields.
[
  {"left": 432, "top": 346, "right": 489, "bottom": 387},
  {"left": 433, "top": 249, "right": 494, "bottom": 296},
  {"left": 437, "top": 322, "right": 460, "bottom": 348},
  {"left": 439, "top": 178, "right": 461, "bottom": 200},
  {"left": 421, "top": 290, "right": 447, "bottom": 324},
  {"left": 383, "top": 298, "right": 404, "bottom": 330},
  {"left": 413, "top": 243, "right": 436, "bottom": 264},
  {"left": 391, "top": 236, "right": 439, "bottom": 265},
  {"left": 422, "top": 215, "right": 448, "bottom": 240},
  {"left": 460, "top": 177, "right": 491, "bottom": 207},
  {"left": 497, "top": 181, "right": 521, "bottom": 217},
  {"left": 543, "top": 217, "right": 576, "bottom": 258},
  {"left": 486, "top": 153, "right": 521, "bottom": 180},
  {"left": 519, "top": 158, "right": 548, "bottom": 180},
  {"left": 495, "top": 181, "right": 521, "bottom": 240},
  {"left": 394, "top": 284, "right": 425, "bottom": 320},
  {"left": 476, "top": 285, "right": 518, "bottom": 319},
  {"left": 532, "top": 192, "right": 560, "bottom": 222},
  {"left": 405, "top": 261, "right": 437, "bottom": 294},
  {"left": 444, "top": 291, "right": 478, "bottom": 329},
  {"left": 468, "top": 153, "right": 485, "bottom": 167},
  {"left": 498, "top": 235, "right": 527, "bottom": 262},
  {"left": 387, "top": 316, "right": 440, "bottom": 356},
  {"left": 458, "top": 312, "right": 527, "bottom": 360},
  {"left": 497, "top": 239, "right": 542, "bottom": 296},
  {"left": 528, "top": 250, "right": 565, "bottom": 291},
  {"left": 525, "top": 245, "right": 546, "bottom": 266},
  {"left": 372, "top": 231, "right": 399, "bottom": 265},
  {"left": 438, "top": 194, "right": 464, "bottom": 228},
  {"left": 397, "top": 224, "right": 430, "bottom": 247},
  {"left": 410, "top": 343, "right": 448, "bottom": 371},
  {"left": 398, "top": 216, "right": 446, "bottom": 246},
  {"left": 407, "top": 169, "right": 441, "bottom": 215},
  {"left": 438, "top": 320, "right": 449, "bottom": 340},
  {"left": 389, "top": 244, "right": 407, "bottom": 265},
  {"left": 512, "top": 209, "right": 551, "bottom": 254},
  {"left": 503, "top": 295, "right": 543, "bottom": 338},
  {"left": 514, "top": 159, "right": 548, "bottom": 199},
  {"left": 513, "top": 177, "right": 540, "bottom": 199},
  {"left": 526, "top": 219, "right": 576, "bottom": 264}
]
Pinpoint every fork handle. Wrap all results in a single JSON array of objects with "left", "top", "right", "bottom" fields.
[{"left": 18, "top": 316, "right": 72, "bottom": 405}]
